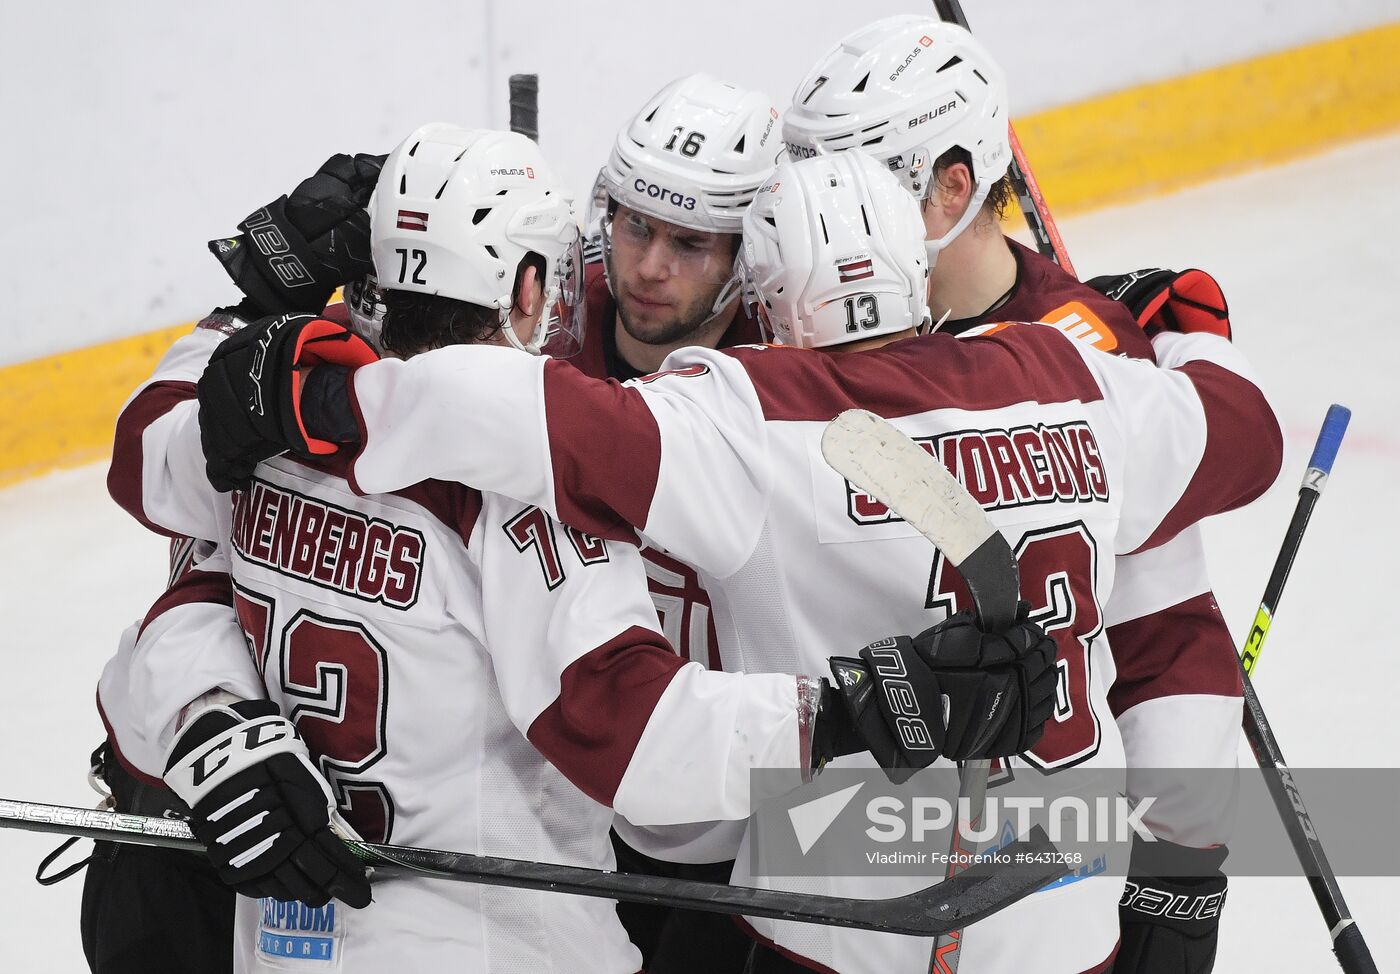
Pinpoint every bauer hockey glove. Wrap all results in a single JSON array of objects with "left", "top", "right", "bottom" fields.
[
  {"left": 1085, "top": 267, "right": 1231, "bottom": 340},
  {"left": 1116, "top": 836, "right": 1228, "bottom": 974},
  {"left": 209, "top": 152, "right": 386, "bottom": 316},
  {"left": 163, "top": 699, "right": 372, "bottom": 909},
  {"left": 826, "top": 606, "right": 1058, "bottom": 773},
  {"left": 197, "top": 313, "right": 377, "bottom": 491}
]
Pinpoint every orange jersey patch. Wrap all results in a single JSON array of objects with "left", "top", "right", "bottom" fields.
[
  {"left": 977, "top": 301, "right": 1119, "bottom": 352},
  {"left": 1038, "top": 301, "right": 1119, "bottom": 352}
]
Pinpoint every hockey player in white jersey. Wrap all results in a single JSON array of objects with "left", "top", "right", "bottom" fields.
[
  {"left": 784, "top": 19, "right": 1251, "bottom": 970},
  {"left": 193, "top": 149, "right": 1283, "bottom": 974},
  {"left": 114, "top": 125, "right": 1063, "bottom": 974}
]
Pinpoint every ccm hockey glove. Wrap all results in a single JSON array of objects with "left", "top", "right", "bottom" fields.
[
  {"left": 1085, "top": 267, "right": 1231, "bottom": 340},
  {"left": 825, "top": 606, "right": 1058, "bottom": 773},
  {"left": 197, "top": 313, "right": 376, "bottom": 491},
  {"left": 163, "top": 700, "right": 371, "bottom": 909},
  {"left": 209, "top": 152, "right": 386, "bottom": 316}
]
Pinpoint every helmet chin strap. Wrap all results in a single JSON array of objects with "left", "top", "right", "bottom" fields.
[
  {"left": 496, "top": 289, "right": 555, "bottom": 356},
  {"left": 923, "top": 180, "right": 993, "bottom": 268}
]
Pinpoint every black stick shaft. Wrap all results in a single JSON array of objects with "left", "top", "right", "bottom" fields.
[
  {"left": 1240, "top": 682, "right": 1378, "bottom": 974},
  {"left": 1235, "top": 406, "right": 1372, "bottom": 971},
  {"left": 0, "top": 797, "right": 1063, "bottom": 937},
  {"left": 509, "top": 73, "right": 539, "bottom": 142}
]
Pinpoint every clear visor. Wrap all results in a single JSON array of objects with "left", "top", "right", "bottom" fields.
[
  {"left": 538, "top": 234, "right": 587, "bottom": 358},
  {"left": 600, "top": 204, "right": 742, "bottom": 318}
]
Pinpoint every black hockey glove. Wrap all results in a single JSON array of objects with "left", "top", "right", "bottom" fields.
[
  {"left": 209, "top": 152, "right": 386, "bottom": 316},
  {"left": 163, "top": 700, "right": 371, "bottom": 909},
  {"left": 1084, "top": 267, "right": 1231, "bottom": 340},
  {"left": 1116, "top": 836, "right": 1228, "bottom": 974},
  {"left": 822, "top": 606, "right": 1058, "bottom": 774},
  {"left": 197, "top": 313, "right": 376, "bottom": 491}
]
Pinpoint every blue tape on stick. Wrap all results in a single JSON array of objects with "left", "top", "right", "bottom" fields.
[{"left": 1306, "top": 404, "right": 1351, "bottom": 476}]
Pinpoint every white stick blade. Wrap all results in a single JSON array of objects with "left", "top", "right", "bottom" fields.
[{"left": 820, "top": 409, "right": 993, "bottom": 563}]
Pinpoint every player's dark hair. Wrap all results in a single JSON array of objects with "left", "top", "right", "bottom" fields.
[
  {"left": 380, "top": 253, "right": 547, "bottom": 358},
  {"left": 932, "top": 146, "right": 1014, "bottom": 220}
]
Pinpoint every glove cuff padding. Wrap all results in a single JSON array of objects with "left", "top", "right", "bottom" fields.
[
  {"left": 1138, "top": 268, "right": 1229, "bottom": 340},
  {"left": 163, "top": 701, "right": 320, "bottom": 810},
  {"left": 820, "top": 663, "right": 895, "bottom": 769},
  {"left": 284, "top": 319, "right": 378, "bottom": 455},
  {"left": 1085, "top": 267, "right": 1231, "bottom": 340}
]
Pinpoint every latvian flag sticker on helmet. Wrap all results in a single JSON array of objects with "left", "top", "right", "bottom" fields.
[
  {"left": 836, "top": 257, "right": 874, "bottom": 283},
  {"left": 397, "top": 210, "right": 430, "bottom": 232}
]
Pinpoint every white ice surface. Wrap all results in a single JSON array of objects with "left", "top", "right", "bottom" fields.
[{"left": 2, "top": 133, "right": 1397, "bottom": 970}]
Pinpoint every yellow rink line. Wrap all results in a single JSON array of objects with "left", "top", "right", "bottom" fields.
[
  {"left": 1, "top": 323, "right": 192, "bottom": 489},
  {"left": 3, "top": 22, "right": 1399, "bottom": 490},
  {"left": 1013, "top": 21, "right": 1400, "bottom": 215}
]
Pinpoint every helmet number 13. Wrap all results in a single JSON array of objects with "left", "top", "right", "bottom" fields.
[{"left": 844, "top": 294, "right": 881, "bottom": 333}]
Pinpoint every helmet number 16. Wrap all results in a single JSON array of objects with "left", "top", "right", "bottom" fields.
[{"left": 662, "top": 127, "right": 707, "bottom": 157}]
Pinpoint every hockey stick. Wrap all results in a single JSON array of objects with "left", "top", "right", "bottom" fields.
[
  {"left": 1234, "top": 406, "right": 1377, "bottom": 974},
  {"left": 1241, "top": 404, "right": 1350, "bottom": 676},
  {"left": 509, "top": 73, "right": 539, "bottom": 143},
  {"left": 930, "top": 0, "right": 1076, "bottom": 275},
  {"left": 822, "top": 409, "right": 1020, "bottom": 973},
  {"left": 0, "top": 796, "right": 1065, "bottom": 937}
]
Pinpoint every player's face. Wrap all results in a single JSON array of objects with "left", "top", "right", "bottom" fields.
[{"left": 609, "top": 205, "right": 737, "bottom": 345}]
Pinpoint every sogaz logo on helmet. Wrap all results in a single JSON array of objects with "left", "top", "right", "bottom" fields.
[
  {"left": 787, "top": 144, "right": 819, "bottom": 160},
  {"left": 633, "top": 178, "right": 697, "bottom": 211}
]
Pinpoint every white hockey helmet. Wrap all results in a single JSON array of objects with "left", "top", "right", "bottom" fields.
[
  {"left": 783, "top": 17, "right": 1011, "bottom": 259},
  {"left": 371, "top": 123, "right": 585, "bottom": 355},
  {"left": 738, "top": 151, "right": 930, "bottom": 350},
  {"left": 598, "top": 73, "right": 782, "bottom": 234},
  {"left": 591, "top": 74, "right": 781, "bottom": 319}
]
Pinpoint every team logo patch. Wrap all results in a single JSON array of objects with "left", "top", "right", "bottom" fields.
[
  {"left": 396, "top": 209, "right": 429, "bottom": 232},
  {"left": 257, "top": 897, "right": 344, "bottom": 968},
  {"left": 836, "top": 256, "right": 875, "bottom": 283}
]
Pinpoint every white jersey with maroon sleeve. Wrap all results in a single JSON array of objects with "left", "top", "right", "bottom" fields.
[
  {"left": 201, "top": 449, "right": 813, "bottom": 974},
  {"left": 96, "top": 540, "right": 266, "bottom": 782},
  {"left": 108, "top": 314, "right": 242, "bottom": 538},
  {"left": 345, "top": 324, "right": 1281, "bottom": 974},
  {"left": 106, "top": 304, "right": 352, "bottom": 540}
]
